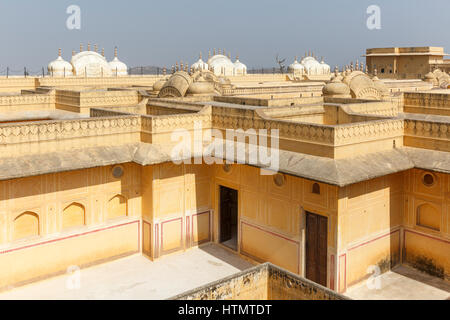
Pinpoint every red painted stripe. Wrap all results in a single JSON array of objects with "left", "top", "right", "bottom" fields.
[
  {"left": 142, "top": 220, "right": 151, "bottom": 254},
  {"left": 160, "top": 217, "right": 183, "bottom": 254},
  {"left": 347, "top": 228, "right": 400, "bottom": 251},
  {"left": 191, "top": 211, "right": 211, "bottom": 244},
  {"left": 241, "top": 220, "right": 300, "bottom": 245},
  {"left": 330, "top": 254, "right": 335, "bottom": 291},
  {"left": 338, "top": 253, "right": 347, "bottom": 292},
  {"left": 155, "top": 223, "right": 159, "bottom": 258},
  {"left": 0, "top": 220, "right": 139, "bottom": 255},
  {"left": 404, "top": 228, "right": 450, "bottom": 244}
]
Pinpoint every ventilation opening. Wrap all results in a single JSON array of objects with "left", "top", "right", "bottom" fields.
[{"left": 312, "top": 183, "right": 320, "bottom": 194}]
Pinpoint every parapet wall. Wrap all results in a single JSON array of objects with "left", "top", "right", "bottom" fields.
[
  {"left": 404, "top": 92, "right": 450, "bottom": 116},
  {"left": 0, "top": 90, "right": 56, "bottom": 112},
  {"left": 171, "top": 263, "right": 347, "bottom": 300}
]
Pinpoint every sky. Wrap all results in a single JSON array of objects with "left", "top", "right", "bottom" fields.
[{"left": 0, "top": 0, "right": 449, "bottom": 72}]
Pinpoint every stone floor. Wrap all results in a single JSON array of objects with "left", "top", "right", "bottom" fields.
[
  {"left": 346, "top": 265, "right": 450, "bottom": 300},
  {"left": 2, "top": 246, "right": 447, "bottom": 300},
  {"left": 0, "top": 243, "right": 254, "bottom": 300}
]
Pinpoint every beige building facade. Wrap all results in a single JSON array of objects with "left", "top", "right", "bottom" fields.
[
  {"left": 364, "top": 46, "right": 449, "bottom": 79},
  {"left": 0, "top": 60, "right": 449, "bottom": 297}
]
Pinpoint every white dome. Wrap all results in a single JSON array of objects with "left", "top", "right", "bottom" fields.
[
  {"left": 288, "top": 57, "right": 305, "bottom": 73},
  {"left": 48, "top": 50, "right": 73, "bottom": 76},
  {"left": 233, "top": 57, "right": 247, "bottom": 75},
  {"left": 71, "top": 50, "right": 112, "bottom": 77},
  {"left": 208, "top": 54, "right": 235, "bottom": 76},
  {"left": 191, "top": 53, "right": 209, "bottom": 71},
  {"left": 301, "top": 56, "right": 330, "bottom": 75},
  {"left": 108, "top": 48, "right": 128, "bottom": 76},
  {"left": 109, "top": 57, "right": 128, "bottom": 76},
  {"left": 301, "top": 56, "right": 321, "bottom": 68},
  {"left": 320, "top": 60, "right": 331, "bottom": 74}
]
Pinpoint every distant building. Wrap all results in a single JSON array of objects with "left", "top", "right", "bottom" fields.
[{"left": 364, "top": 46, "right": 449, "bottom": 79}]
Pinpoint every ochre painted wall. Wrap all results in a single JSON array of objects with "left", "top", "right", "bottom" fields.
[
  {"left": 0, "top": 163, "right": 142, "bottom": 289},
  {"left": 0, "top": 161, "right": 448, "bottom": 292},
  {"left": 337, "top": 172, "right": 404, "bottom": 290},
  {"left": 213, "top": 163, "right": 338, "bottom": 289},
  {"left": 403, "top": 169, "right": 450, "bottom": 280}
]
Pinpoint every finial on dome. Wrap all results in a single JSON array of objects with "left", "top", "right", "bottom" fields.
[
  {"left": 80, "top": 43, "right": 83, "bottom": 52},
  {"left": 208, "top": 51, "right": 211, "bottom": 59},
  {"left": 213, "top": 48, "right": 216, "bottom": 55},
  {"left": 199, "top": 52, "right": 202, "bottom": 60},
  {"left": 114, "top": 46, "right": 118, "bottom": 58},
  {"left": 72, "top": 50, "right": 75, "bottom": 56},
  {"left": 163, "top": 67, "right": 166, "bottom": 76},
  {"left": 101, "top": 48, "right": 105, "bottom": 57},
  {"left": 58, "top": 48, "right": 62, "bottom": 57},
  {"left": 87, "top": 43, "right": 91, "bottom": 51},
  {"left": 175, "top": 62, "right": 179, "bottom": 71},
  {"left": 180, "top": 61, "right": 184, "bottom": 70},
  {"left": 171, "top": 65, "right": 175, "bottom": 74},
  {"left": 236, "top": 54, "right": 239, "bottom": 61},
  {"left": 94, "top": 44, "right": 98, "bottom": 52},
  {"left": 218, "top": 48, "right": 221, "bottom": 55}
]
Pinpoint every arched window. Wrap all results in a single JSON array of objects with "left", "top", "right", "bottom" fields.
[
  {"left": 417, "top": 203, "right": 440, "bottom": 231},
  {"left": 312, "top": 183, "right": 321, "bottom": 195},
  {"left": 14, "top": 211, "right": 39, "bottom": 240},
  {"left": 62, "top": 203, "right": 85, "bottom": 230},
  {"left": 107, "top": 194, "right": 127, "bottom": 220}
]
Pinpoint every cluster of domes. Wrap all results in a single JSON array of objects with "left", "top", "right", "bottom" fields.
[
  {"left": 47, "top": 44, "right": 128, "bottom": 77},
  {"left": 322, "top": 66, "right": 390, "bottom": 100},
  {"left": 190, "top": 49, "right": 247, "bottom": 76},
  {"left": 289, "top": 52, "right": 330, "bottom": 75}
]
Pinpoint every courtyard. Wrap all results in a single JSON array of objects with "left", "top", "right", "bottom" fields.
[
  {"left": 0, "top": 243, "right": 448, "bottom": 300},
  {"left": 347, "top": 265, "right": 450, "bottom": 300},
  {"left": 0, "top": 244, "right": 253, "bottom": 300}
]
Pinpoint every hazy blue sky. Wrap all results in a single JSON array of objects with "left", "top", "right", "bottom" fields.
[{"left": 0, "top": 0, "right": 449, "bottom": 71}]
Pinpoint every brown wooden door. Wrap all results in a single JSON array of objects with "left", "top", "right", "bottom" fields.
[{"left": 305, "top": 212, "right": 328, "bottom": 287}]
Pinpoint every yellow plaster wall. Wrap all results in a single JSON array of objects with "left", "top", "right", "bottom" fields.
[
  {"left": 0, "top": 163, "right": 142, "bottom": 288},
  {"left": 62, "top": 203, "right": 85, "bottom": 230},
  {"left": 338, "top": 172, "right": 403, "bottom": 288},
  {"left": 403, "top": 169, "right": 450, "bottom": 280},
  {"left": 143, "top": 161, "right": 213, "bottom": 259},
  {"left": 214, "top": 163, "right": 338, "bottom": 288},
  {"left": 0, "top": 220, "right": 139, "bottom": 290}
]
